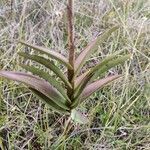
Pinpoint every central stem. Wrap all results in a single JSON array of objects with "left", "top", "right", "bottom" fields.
[
  {"left": 54, "top": 1, "right": 74, "bottom": 148},
  {"left": 67, "top": 0, "right": 75, "bottom": 100}
]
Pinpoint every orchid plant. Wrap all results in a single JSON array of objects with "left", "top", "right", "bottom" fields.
[{"left": 0, "top": 0, "right": 130, "bottom": 146}]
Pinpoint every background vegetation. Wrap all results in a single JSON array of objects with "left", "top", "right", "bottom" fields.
[{"left": 0, "top": 0, "right": 149, "bottom": 149}]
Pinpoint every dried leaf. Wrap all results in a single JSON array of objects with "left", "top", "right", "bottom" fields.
[{"left": 71, "top": 109, "right": 89, "bottom": 124}]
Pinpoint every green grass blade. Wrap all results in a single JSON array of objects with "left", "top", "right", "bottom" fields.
[
  {"left": 18, "top": 52, "right": 72, "bottom": 89},
  {"left": 30, "top": 88, "right": 69, "bottom": 114},
  {"left": 0, "top": 71, "right": 70, "bottom": 110},
  {"left": 19, "top": 41, "right": 73, "bottom": 70},
  {"left": 74, "top": 26, "right": 119, "bottom": 76},
  {"left": 20, "top": 64, "right": 71, "bottom": 103}
]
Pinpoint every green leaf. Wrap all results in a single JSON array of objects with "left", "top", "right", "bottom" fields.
[
  {"left": 75, "top": 50, "right": 125, "bottom": 88},
  {"left": 72, "top": 54, "right": 131, "bottom": 107},
  {"left": 74, "top": 26, "right": 119, "bottom": 76},
  {"left": 75, "top": 71, "right": 89, "bottom": 88},
  {"left": 0, "top": 71, "right": 70, "bottom": 110},
  {"left": 18, "top": 52, "right": 72, "bottom": 89},
  {"left": 71, "top": 109, "right": 89, "bottom": 124},
  {"left": 90, "top": 54, "right": 131, "bottom": 79},
  {"left": 30, "top": 88, "right": 69, "bottom": 114},
  {"left": 81, "top": 74, "right": 121, "bottom": 100},
  {"left": 19, "top": 41, "right": 73, "bottom": 70},
  {"left": 20, "top": 64, "right": 71, "bottom": 103}
]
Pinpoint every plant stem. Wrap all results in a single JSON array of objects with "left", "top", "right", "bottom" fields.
[
  {"left": 53, "top": 2, "right": 75, "bottom": 148},
  {"left": 67, "top": 0, "right": 75, "bottom": 69},
  {"left": 67, "top": 0, "right": 75, "bottom": 99}
]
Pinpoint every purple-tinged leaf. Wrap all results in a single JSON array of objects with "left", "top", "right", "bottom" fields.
[
  {"left": 81, "top": 74, "right": 121, "bottom": 100},
  {"left": 75, "top": 71, "right": 89, "bottom": 88},
  {"left": 20, "top": 64, "right": 71, "bottom": 103},
  {"left": 72, "top": 54, "right": 131, "bottom": 108},
  {"left": 0, "top": 71, "right": 69, "bottom": 110},
  {"left": 75, "top": 50, "right": 126, "bottom": 88}
]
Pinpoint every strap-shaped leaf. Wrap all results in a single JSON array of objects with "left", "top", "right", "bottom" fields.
[
  {"left": 0, "top": 71, "right": 70, "bottom": 110},
  {"left": 81, "top": 74, "right": 121, "bottom": 100},
  {"left": 19, "top": 41, "right": 73, "bottom": 70},
  {"left": 75, "top": 71, "right": 89, "bottom": 88},
  {"left": 74, "top": 26, "right": 119, "bottom": 76},
  {"left": 73, "top": 54, "right": 131, "bottom": 105},
  {"left": 20, "top": 64, "right": 71, "bottom": 103},
  {"left": 18, "top": 52, "right": 72, "bottom": 89},
  {"left": 75, "top": 50, "right": 127, "bottom": 88},
  {"left": 30, "top": 88, "right": 69, "bottom": 114}
]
